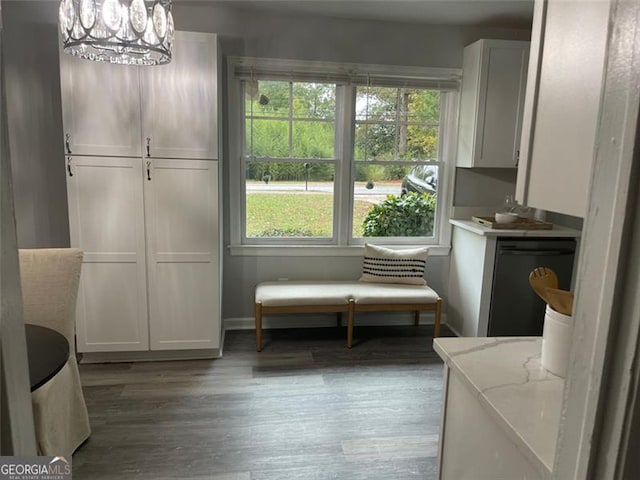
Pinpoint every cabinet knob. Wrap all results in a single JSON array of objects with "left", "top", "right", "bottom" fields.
[
  {"left": 65, "top": 133, "right": 72, "bottom": 154},
  {"left": 146, "top": 137, "right": 151, "bottom": 157},
  {"left": 146, "top": 160, "right": 151, "bottom": 181},
  {"left": 67, "top": 156, "right": 73, "bottom": 177}
]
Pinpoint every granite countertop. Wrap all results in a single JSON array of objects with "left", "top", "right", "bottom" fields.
[
  {"left": 450, "top": 219, "right": 581, "bottom": 238},
  {"left": 433, "top": 337, "right": 564, "bottom": 476}
]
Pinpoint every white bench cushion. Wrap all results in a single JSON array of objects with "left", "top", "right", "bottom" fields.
[
  {"left": 351, "top": 283, "right": 440, "bottom": 305},
  {"left": 255, "top": 281, "right": 439, "bottom": 307},
  {"left": 256, "top": 281, "right": 354, "bottom": 307}
]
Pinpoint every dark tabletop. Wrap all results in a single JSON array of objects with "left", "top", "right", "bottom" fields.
[{"left": 25, "top": 324, "right": 69, "bottom": 392}]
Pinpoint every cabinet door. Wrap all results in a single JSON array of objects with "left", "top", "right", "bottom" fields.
[
  {"left": 517, "top": 0, "right": 609, "bottom": 217},
  {"left": 457, "top": 40, "right": 529, "bottom": 168},
  {"left": 60, "top": 54, "right": 142, "bottom": 157},
  {"left": 140, "top": 32, "right": 218, "bottom": 160},
  {"left": 66, "top": 156, "right": 149, "bottom": 352},
  {"left": 478, "top": 42, "right": 529, "bottom": 168},
  {"left": 144, "top": 159, "right": 220, "bottom": 350}
]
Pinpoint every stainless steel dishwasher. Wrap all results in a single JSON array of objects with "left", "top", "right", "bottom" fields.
[{"left": 487, "top": 238, "right": 576, "bottom": 336}]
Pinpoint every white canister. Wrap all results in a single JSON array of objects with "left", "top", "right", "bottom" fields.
[{"left": 541, "top": 305, "right": 574, "bottom": 377}]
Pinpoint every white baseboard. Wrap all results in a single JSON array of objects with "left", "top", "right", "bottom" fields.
[
  {"left": 224, "top": 311, "right": 448, "bottom": 331},
  {"left": 445, "top": 322, "right": 462, "bottom": 337}
]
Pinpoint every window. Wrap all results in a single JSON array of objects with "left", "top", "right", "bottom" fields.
[
  {"left": 353, "top": 86, "right": 442, "bottom": 239},
  {"left": 230, "top": 59, "right": 460, "bottom": 252},
  {"left": 244, "top": 80, "right": 338, "bottom": 240}
]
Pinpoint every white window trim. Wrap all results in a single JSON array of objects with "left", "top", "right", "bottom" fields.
[{"left": 228, "top": 57, "right": 461, "bottom": 256}]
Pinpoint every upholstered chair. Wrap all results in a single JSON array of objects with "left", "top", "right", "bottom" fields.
[{"left": 19, "top": 248, "right": 90, "bottom": 456}]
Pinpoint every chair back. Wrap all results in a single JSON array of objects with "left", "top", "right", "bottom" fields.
[{"left": 18, "top": 248, "right": 83, "bottom": 348}]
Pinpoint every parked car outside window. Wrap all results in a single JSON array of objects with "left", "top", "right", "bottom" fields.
[{"left": 401, "top": 165, "right": 438, "bottom": 196}]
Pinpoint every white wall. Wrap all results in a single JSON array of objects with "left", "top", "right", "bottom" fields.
[{"left": 3, "top": 1, "right": 531, "bottom": 320}]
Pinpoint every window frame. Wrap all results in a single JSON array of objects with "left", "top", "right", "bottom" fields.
[{"left": 228, "top": 57, "right": 460, "bottom": 256}]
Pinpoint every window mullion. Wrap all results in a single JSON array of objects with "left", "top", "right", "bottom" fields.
[
  {"left": 338, "top": 86, "right": 355, "bottom": 246},
  {"left": 395, "top": 88, "right": 401, "bottom": 160},
  {"left": 288, "top": 82, "right": 293, "bottom": 158}
]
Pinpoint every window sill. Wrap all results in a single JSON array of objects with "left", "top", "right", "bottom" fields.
[{"left": 228, "top": 244, "right": 451, "bottom": 257}]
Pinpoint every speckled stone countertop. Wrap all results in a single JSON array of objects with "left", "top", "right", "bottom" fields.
[{"left": 433, "top": 337, "right": 564, "bottom": 476}]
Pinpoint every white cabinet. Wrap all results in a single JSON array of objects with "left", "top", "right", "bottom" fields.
[
  {"left": 61, "top": 32, "right": 222, "bottom": 357},
  {"left": 516, "top": 0, "right": 610, "bottom": 217},
  {"left": 60, "top": 32, "right": 218, "bottom": 161},
  {"left": 447, "top": 226, "right": 497, "bottom": 337},
  {"left": 66, "top": 156, "right": 149, "bottom": 352},
  {"left": 141, "top": 32, "right": 218, "bottom": 160},
  {"left": 145, "top": 159, "right": 220, "bottom": 350},
  {"left": 60, "top": 59, "right": 142, "bottom": 157},
  {"left": 457, "top": 39, "right": 529, "bottom": 168},
  {"left": 67, "top": 157, "right": 220, "bottom": 353}
]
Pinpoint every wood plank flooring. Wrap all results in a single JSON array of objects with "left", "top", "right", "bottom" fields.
[{"left": 73, "top": 324, "right": 452, "bottom": 479}]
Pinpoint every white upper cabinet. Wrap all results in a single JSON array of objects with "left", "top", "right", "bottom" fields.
[
  {"left": 60, "top": 56, "right": 142, "bottom": 157},
  {"left": 457, "top": 39, "right": 530, "bottom": 168},
  {"left": 141, "top": 32, "right": 219, "bottom": 160},
  {"left": 60, "top": 32, "right": 218, "bottom": 161},
  {"left": 516, "top": 0, "right": 610, "bottom": 217}
]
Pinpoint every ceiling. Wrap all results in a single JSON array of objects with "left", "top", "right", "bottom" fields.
[{"left": 202, "top": 0, "right": 534, "bottom": 28}]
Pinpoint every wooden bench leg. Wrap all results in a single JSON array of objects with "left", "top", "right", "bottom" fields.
[
  {"left": 414, "top": 310, "right": 420, "bottom": 326},
  {"left": 255, "top": 301, "right": 263, "bottom": 352},
  {"left": 434, "top": 298, "right": 442, "bottom": 338},
  {"left": 347, "top": 299, "right": 355, "bottom": 348}
]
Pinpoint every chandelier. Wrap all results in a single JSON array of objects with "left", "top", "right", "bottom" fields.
[{"left": 59, "top": 0, "right": 174, "bottom": 66}]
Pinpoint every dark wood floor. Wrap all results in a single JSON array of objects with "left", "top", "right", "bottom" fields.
[{"left": 73, "top": 324, "right": 452, "bottom": 479}]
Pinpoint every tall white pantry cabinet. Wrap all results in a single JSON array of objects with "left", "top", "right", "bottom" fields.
[{"left": 60, "top": 32, "right": 222, "bottom": 358}]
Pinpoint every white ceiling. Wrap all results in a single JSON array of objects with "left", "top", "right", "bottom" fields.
[{"left": 203, "top": 0, "right": 534, "bottom": 28}]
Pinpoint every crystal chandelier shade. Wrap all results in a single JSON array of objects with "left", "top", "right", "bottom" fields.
[{"left": 59, "top": 0, "right": 174, "bottom": 66}]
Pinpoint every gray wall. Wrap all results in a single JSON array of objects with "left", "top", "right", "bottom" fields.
[
  {"left": 453, "top": 167, "right": 518, "bottom": 207},
  {"left": 5, "top": 3, "right": 69, "bottom": 248},
  {"left": 3, "top": 1, "right": 531, "bottom": 320},
  {"left": 175, "top": 4, "right": 531, "bottom": 67}
]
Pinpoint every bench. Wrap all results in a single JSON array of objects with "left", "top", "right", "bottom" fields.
[{"left": 254, "top": 281, "right": 442, "bottom": 351}]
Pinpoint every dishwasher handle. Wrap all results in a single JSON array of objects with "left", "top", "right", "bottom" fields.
[{"left": 499, "top": 248, "right": 575, "bottom": 256}]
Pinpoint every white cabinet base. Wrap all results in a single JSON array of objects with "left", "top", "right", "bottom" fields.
[
  {"left": 447, "top": 227, "right": 497, "bottom": 336},
  {"left": 435, "top": 338, "right": 563, "bottom": 480},
  {"left": 79, "top": 348, "right": 221, "bottom": 364},
  {"left": 439, "top": 370, "right": 542, "bottom": 480}
]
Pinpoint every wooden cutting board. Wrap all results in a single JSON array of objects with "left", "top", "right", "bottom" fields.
[{"left": 472, "top": 216, "right": 554, "bottom": 230}]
